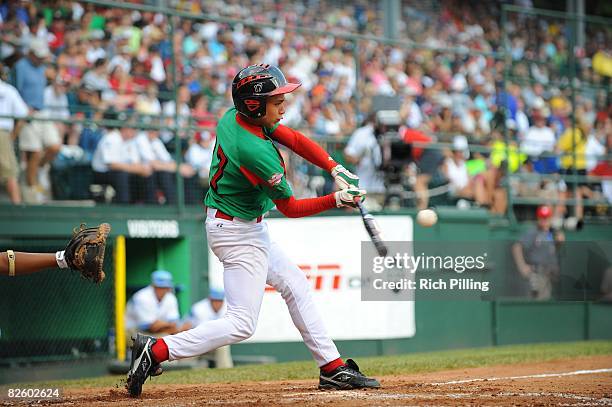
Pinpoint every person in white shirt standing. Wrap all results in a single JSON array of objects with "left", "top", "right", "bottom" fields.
[
  {"left": 91, "top": 114, "right": 155, "bottom": 204},
  {"left": 189, "top": 288, "right": 233, "bottom": 368},
  {"left": 344, "top": 114, "right": 385, "bottom": 209},
  {"left": 0, "top": 70, "right": 29, "bottom": 203}
]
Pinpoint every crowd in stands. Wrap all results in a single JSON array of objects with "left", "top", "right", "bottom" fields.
[{"left": 0, "top": 0, "right": 609, "bottom": 219}]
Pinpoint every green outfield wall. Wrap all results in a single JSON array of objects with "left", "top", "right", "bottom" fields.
[{"left": 0, "top": 205, "right": 610, "bottom": 366}]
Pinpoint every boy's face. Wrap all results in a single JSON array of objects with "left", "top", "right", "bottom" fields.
[{"left": 259, "top": 94, "right": 286, "bottom": 128}]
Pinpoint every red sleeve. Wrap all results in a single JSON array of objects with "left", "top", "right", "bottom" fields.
[
  {"left": 271, "top": 124, "right": 337, "bottom": 172},
  {"left": 273, "top": 194, "right": 336, "bottom": 218}
]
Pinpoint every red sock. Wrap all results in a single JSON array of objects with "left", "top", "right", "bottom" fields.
[
  {"left": 151, "top": 338, "right": 169, "bottom": 363},
  {"left": 320, "top": 358, "right": 344, "bottom": 373}
]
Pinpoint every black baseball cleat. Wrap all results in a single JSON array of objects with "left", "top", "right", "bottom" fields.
[
  {"left": 319, "top": 359, "right": 381, "bottom": 390},
  {"left": 126, "top": 334, "right": 162, "bottom": 397}
]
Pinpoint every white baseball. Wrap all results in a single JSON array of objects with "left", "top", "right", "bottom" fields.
[{"left": 416, "top": 209, "right": 438, "bottom": 227}]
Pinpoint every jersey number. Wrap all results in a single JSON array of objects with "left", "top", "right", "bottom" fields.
[{"left": 210, "top": 145, "right": 228, "bottom": 193}]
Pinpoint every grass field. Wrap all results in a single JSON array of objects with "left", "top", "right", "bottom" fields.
[{"left": 27, "top": 340, "right": 612, "bottom": 388}]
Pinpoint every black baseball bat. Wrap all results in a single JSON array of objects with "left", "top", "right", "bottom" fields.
[{"left": 357, "top": 201, "right": 388, "bottom": 257}]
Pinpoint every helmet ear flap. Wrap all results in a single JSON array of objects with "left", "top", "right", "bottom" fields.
[
  {"left": 234, "top": 93, "right": 267, "bottom": 118},
  {"left": 240, "top": 95, "right": 267, "bottom": 118}
]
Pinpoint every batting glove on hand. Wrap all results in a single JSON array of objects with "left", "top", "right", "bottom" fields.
[
  {"left": 335, "top": 188, "right": 367, "bottom": 208},
  {"left": 331, "top": 164, "right": 360, "bottom": 190}
]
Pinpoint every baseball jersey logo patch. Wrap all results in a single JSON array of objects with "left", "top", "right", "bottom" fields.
[
  {"left": 267, "top": 173, "right": 283, "bottom": 186},
  {"left": 244, "top": 99, "right": 260, "bottom": 112}
]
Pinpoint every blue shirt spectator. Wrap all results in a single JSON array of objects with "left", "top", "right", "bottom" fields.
[
  {"left": 79, "top": 126, "right": 104, "bottom": 161},
  {"left": 13, "top": 39, "right": 49, "bottom": 110}
]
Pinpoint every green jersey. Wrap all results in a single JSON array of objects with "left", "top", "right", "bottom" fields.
[{"left": 204, "top": 108, "right": 293, "bottom": 219}]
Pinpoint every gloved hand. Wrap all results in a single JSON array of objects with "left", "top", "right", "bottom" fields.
[
  {"left": 331, "top": 164, "right": 360, "bottom": 190},
  {"left": 64, "top": 223, "right": 111, "bottom": 283},
  {"left": 334, "top": 188, "right": 367, "bottom": 208}
]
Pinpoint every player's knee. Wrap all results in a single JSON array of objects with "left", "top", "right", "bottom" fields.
[{"left": 229, "top": 313, "right": 257, "bottom": 340}]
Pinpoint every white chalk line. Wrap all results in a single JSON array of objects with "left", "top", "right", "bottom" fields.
[
  {"left": 431, "top": 368, "right": 612, "bottom": 385},
  {"left": 282, "top": 391, "right": 612, "bottom": 405}
]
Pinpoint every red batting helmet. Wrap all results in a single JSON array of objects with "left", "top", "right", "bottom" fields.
[{"left": 231, "top": 64, "right": 301, "bottom": 119}]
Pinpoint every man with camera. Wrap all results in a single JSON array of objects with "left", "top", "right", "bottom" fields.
[{"left": 344, "top": 113, "right": 385, "bottom": 210}]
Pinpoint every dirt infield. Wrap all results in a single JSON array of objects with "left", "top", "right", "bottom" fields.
[{"left": 22, "top": 356, "right": 612, "bottom": 406}]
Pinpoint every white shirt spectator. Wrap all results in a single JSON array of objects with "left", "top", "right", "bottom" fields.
[
  {"left": 134, "top": 131, "right": 172, "bottom": 163},
  {"left": 43, "top": 84, "right": 69, "bottom": 120},
  {"left": 0, "top": 79, "right": 29, "bottom": 131},
  {"left": 161, "top": 100, "right": 190, "bottom": 143},
  {"left": 461, "top": 111, "right": 491, "bottom": 135},
  {"left": 135, "top": 94, "right": 162, "bottom": 116},
  {"left": 521, "top": 125, "right": 556, "bottom": 157},
  {"left": 92, "top": 129, "right": 140, "bottom": 172},
  {"left": 404, "top": 99, "right": 423, "bottom": 129},
  {"left": 150, "top": 54, "right": 166, "bottom": 83},
  {"left": 189, "top": 298, "right": 227, "bottom": 326},
  {"left": 585, "top": 133, "right": 606, "bottom": 171},
  {"left": 445, "top": 157, "right": 469, "bottom": 193},
  {"left": 86, "top": 46, "right": 106, "bottom": 65},
  {"left": 108, "top": 53, "right": 131, "bottom": 75},
  {"left": 515, "top": 109, "right": 530, "bottom": 137},
  {"left": 125, "top": 285, "right": 180, "bottom": 331},
  {"left": 344, "top": 124, "right": 385, "bottom": 193},
  {"left": 185, "top": 136, "right": 214, "bottom": 178}
]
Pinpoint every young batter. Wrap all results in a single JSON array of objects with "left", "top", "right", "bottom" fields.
[{"left": 127, "top": 64, "right": 379, "bottom": 396}]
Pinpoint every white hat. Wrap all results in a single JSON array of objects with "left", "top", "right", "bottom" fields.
[
  {"left": 29, "top": 38, "right": 50, "bottom": 58},
  {"left": 452, "top": 135, "right": 470, "bottom": 159}
]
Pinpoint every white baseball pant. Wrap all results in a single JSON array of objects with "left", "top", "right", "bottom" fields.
[{"left": 163, "top": 209, "right": 341, "bottom": 367}]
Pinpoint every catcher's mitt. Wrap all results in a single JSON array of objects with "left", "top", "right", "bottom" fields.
[{"left": 65, "top": 223, "right": 111, "bottom": 283}]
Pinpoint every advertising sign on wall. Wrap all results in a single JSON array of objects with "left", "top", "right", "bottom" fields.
[{"left": 208, "top": 215, "right": 415, "bottom": 342}]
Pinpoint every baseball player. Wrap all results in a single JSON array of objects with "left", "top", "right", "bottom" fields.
[
  {"left": 127, "top": 64, "right": 379, "bottom": 396},
  {"left": 1, "top": 223, "right": 110, "bottom": 283}
]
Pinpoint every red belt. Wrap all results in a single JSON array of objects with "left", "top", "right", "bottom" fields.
[{"left": 215, "top": 209, "right": 262, "bottom": 223}]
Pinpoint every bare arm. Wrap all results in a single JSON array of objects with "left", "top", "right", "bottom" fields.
[
  {"left": 0, "top": 251, "right": 58, "bottom": 276},
  {"left": 511, "top": 242, "right": 532, "bottom": 278}
]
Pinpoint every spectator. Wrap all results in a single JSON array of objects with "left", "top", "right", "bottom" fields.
[
  {"left": 557, "top": 118, "right": 590, "bottom": 219},
  {"left": 184, "top": 130, "right": 214, "bottom": 201},
  {"left": 520, "top": 109, "right": 557, "bottom": 173},
  {"left": 44, "top": 75, "right": 70, "bottom": 143},
  {"left": 135, "top": 82, "right": 162, "bottom": 117},
  {"left": 14, "top": 38, "right": 61, "bottom": 203},
  {"left": 81, "top": 58, "right": 110, "bottom": 97},
  {"left": 133, "top": 126, "right": 196, "bottom": 205},
  {"left": 590, "top": 155, "right": 612, "bottom": 204},
  {"left": 442, "top": 135, "right": 488, "bottom": 206},
  {"left": 401, "top": 127, "right": 444, "bottom": 210},
  {"left": 189, "top": 288, "right": 233, "bottom": 368},
  {"left": 91, "top": 115, "right": 155, "bottom": 204},
  {"left": 585, "top": 113, "right": 608, "bottom": 172},
  {"left": 343, "top": 113, "right": 385, "bottom": 209},
  {"left": 0, "top": 65, "right": 29, "bottom": 204},
  {"left": 125, "top": 270, "right": 191, "bottom": 341},
  {"left": 161, "top": 85, "right": 191, "bottom": 145},
  {"left": 461, "top": 105, "right": 490, "bottom": 142},
  {"left": 512, "top": 205, "right": 564, "bottom": 300}
]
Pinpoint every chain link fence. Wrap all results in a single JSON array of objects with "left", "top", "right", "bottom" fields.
[{"left": 0, "top": 238, "right": 115, "bottom": 364}]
